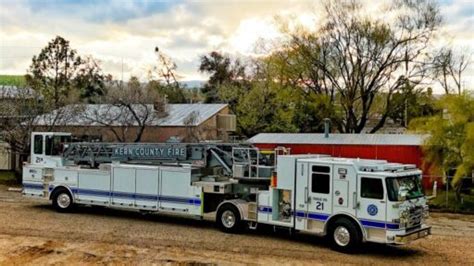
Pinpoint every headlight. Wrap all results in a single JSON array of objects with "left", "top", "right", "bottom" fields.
[
  {"left": 400, "top": 209, "right": 409, "bottom": 219},
  {"left": 398, "top": 209, "right": 409, "bottom": 227}
]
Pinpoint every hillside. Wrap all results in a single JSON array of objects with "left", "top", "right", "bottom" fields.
[{"left": 0, "top": 75, "right": 26, "bottom": 87}]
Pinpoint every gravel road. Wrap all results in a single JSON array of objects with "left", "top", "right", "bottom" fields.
[{"left": 0, "top": 185, "right": 473, "bottom": 265}]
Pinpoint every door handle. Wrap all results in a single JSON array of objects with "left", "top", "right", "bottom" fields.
[
  {"left": 304, "top": 187, "right": 309, "bottom": 203},
  {"left": 352, "top": 192, "right": 359, "bottom": 209}
]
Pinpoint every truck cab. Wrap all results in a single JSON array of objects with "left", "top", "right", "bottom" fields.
[
  {"left": 254, "top": 155, "right": 431, "bottom": 251},
  {"left": 30, "top": 132, "right": 71, "bottom": 167}
]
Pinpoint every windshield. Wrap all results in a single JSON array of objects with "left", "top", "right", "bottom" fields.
[{"left": 386, "top": 175, "right": 424, "bottom": 201}]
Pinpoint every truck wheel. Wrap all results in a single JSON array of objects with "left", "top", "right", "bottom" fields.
[
  {"left": 216, "top": 204, "right": 242, "bottom": 233},
  {"left": 52, "top": 189, "right": 74, "bottom": 212},
  {"left": 328, "top": 218, "right": 361, "bottom": 253}
]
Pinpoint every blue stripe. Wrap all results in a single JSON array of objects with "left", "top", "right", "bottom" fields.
[
  {"left": 258, "top": 206, "right": 272, "bottom": 213},
  {"left": 307, "top": 212, "right": 330, "bottom": 221},
  {"left": 77, "top": 188, "right": 200, "bottom": 206},
  {"left": 295, "top": 211, "right": 306, "bottom": 218},
  {"left": 360, "top": 219, "right": 400, "bottom": 230},
  {"left": 295, "top": 210, "right": 399, "bottom": 229},
  {"left": 45, "top": 186, "right": 200, "bottom": 206},
  {"left": 360, "top": 219, "right": 386, "bottom": 228},
  {"left": 23, "top": 183, "right": 43, "bottom": 190},
  {"left": 386, "top": 223, "right": 400, "bottom": 230}
]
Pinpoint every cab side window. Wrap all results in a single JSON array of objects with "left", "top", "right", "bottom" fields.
[
  {"left": 33, "top": 135, "right": 43, "bottom": 154},
  {"left": 311, "top": 165, "right": 330, "bottom": 194},
  {"left": 45, "top": 136, "right": 64, "bottom": 156},
  {"left": 361, "top": 177, "right": 384, "bottom": 199}
]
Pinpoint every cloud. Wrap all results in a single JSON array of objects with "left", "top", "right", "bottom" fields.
[
  {"left": 0, "top": 0, "right": 472, "bottom": 89},
  {"left": 24, "top": 0, "right": 181, "bottom": 23}
]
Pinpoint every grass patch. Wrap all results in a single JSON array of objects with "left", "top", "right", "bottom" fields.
[
  {"left": 428, "top": 189, "right": 474, "bottom": 213},
  {"left": 0, "top": 75, "right": 27, "bottom": 87},
  {"left": 0, "top": 171, "right": 18, "bottom": 186}
]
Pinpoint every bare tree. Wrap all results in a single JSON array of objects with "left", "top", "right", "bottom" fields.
[
  {"left": 0, "top": 85, "right": 82, "bottom": 170},
  {"left": 432, "top": 47, "right": 471, "bottom": 95},
  {"left": 83, "top": 77, "right": 168, "bottom": 142},
  {"left": 273, "top": 0, "right": 441, "bottom": 133},
  {"left": 183, "top": 111, "right": 202, "bottom": 142}
]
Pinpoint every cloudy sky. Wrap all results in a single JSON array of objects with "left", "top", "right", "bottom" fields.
[{"left": 0, "top": 0, "right": 473, "bottom": 88}]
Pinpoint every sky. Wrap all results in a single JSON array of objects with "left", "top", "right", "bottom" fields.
[{"left": 0, "top": 0, "right": 473, "bottom": 89}]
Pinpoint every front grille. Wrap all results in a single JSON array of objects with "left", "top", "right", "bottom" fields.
[{"left": 407, "top": 206, "right": 423, "bottom": 230}]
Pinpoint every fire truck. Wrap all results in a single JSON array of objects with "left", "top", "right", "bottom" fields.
[{"left": 22, "top": 132, "right": 431, "bottom": 252}]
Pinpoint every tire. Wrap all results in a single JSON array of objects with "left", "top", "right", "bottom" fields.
[
  {"left": 328, "top": 218, "right": 362, "bottom": 253},
  {"left": 52, "top": 188, "right": 74, "bottom": 212},
  {"left": 216, "top": 204, "right": 243, "bottom": 233}
]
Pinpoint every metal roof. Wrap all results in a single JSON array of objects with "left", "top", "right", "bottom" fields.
[
  {"left": 248, "top": 133, "right": 428, "bottom": 146},
  {"left": 33, "top": 103, "right": 228, "bottom": 127},
  {"left": 0, "top": 85, "right": 39, "bottom": 99}
]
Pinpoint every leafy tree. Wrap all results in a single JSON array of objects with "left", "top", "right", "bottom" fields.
[
  {"left": 410, "top": 93, "right": 474, "bottom": 201},
  {"left": 217, "top": 59, "right": 297, "bottom": 136},
  {"left": 146, "top": 80, "right": 187, "bottom": 103},
  {"left": 387, "top": 86, "right": 437, "bottom": 127},
  {"left": 74, "top": 56, "right": 110, "bottom": 103},
  {"left": 199, "top": 51, "right": 246, "bottom": 103},
  {"left": 26, "top": 36, "right": 106, "bottom": 107}
]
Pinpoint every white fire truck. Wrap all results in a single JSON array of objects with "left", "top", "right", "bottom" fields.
[{"left": 23, "top": 132, "right": 431, "bottom": 252}]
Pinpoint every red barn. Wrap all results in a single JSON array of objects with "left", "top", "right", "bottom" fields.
[{"left": 249, "top": 133, "right": 434, "bottom": 188}]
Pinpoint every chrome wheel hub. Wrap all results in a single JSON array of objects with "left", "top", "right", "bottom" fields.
[
  {"left": 334, "top": 226, "right": 350, "bottom": 247},
  {"left": 221, "top": 210, "right": 236, "bottom": 228},
  {"left": 57, "top": 193, "right": 71, "bottom": 209}
]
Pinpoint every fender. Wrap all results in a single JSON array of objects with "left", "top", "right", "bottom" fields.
[
  {"left": 216, "top": 199, "right": 249, "bottom": 220},
  {"left": 49, "top": 184, "right": 75, "bottom": 203},
  {"left": 324, "top": 212, "right": 367, "bottom": 241}
]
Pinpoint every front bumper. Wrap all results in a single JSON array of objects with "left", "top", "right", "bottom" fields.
[{"left": 394, "top": 225, "right": 431, "bottom": 244}]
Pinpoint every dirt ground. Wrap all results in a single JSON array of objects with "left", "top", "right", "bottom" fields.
[{"left": 0, "top": 185, "right": 473, "bottom": 265}]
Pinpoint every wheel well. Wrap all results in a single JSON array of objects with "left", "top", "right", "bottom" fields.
[
  {"left": 49, "top": 186, "right": 73, "bottom": 201},
  {"left": 216, "top": 201, "right": 243, "bottom": 219},
  {"left": 325, "top": 214, "right": 365, "bottom": 240}
]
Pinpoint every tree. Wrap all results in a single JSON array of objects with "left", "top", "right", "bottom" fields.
[
  {"left": 199, "top": 51, "right": 246, "bottom": 103},
  {"left": 217, "top": 59, "right": 298, "bottom": 136},
  {"left": 147, "top": 47, "right": 187, "bottom": 103},
  {"left": 386, "top": 86, "right": 437, "bottom": 128},
  {"left": 74, "top": 56, "right": 110, "bottom": 103},
  {"left": 0, "top": 86, "right": 43, "bottom": 167},
  {"left": 431, "top": 47, "right": 471, "bottom": 95},
  {"left": 271, "top": 0, "right": 441, "bottom": 133},
  {"left": 26, "top": 36, "right": 106, "bottom": 107},
  {"left": 83, "top": 77, "right": 167, "bottom": 142},
  {"left": 410, "top": 93, "right": 474, "bottom": 201}
]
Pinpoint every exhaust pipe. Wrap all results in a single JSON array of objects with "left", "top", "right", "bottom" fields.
[{"left": 324, "top": 118, "right": 331, "bottom": 138}]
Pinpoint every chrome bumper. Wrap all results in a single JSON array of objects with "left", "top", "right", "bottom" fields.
[{"left": 394, "top": 225, "right": 431, "bottom": 244}]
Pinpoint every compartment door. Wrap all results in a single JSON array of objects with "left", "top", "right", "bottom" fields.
[
  {"left": 77, "top": 170, "right": 110, "bottom": 204},
  {"left": 295, "top": 161, "right": 308, "bottom": 231},
  {"left": 160, "top": 169, "right": 198, "bottom": 214},
  {"left": 135, "top": 168, "right": 159, "bottom": 210},
  {"left": 112, "top": 167, "right": 135, "bottom": 207},
  {"left": 332, "top": 165, "right": 356, "bottom": 216}
]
